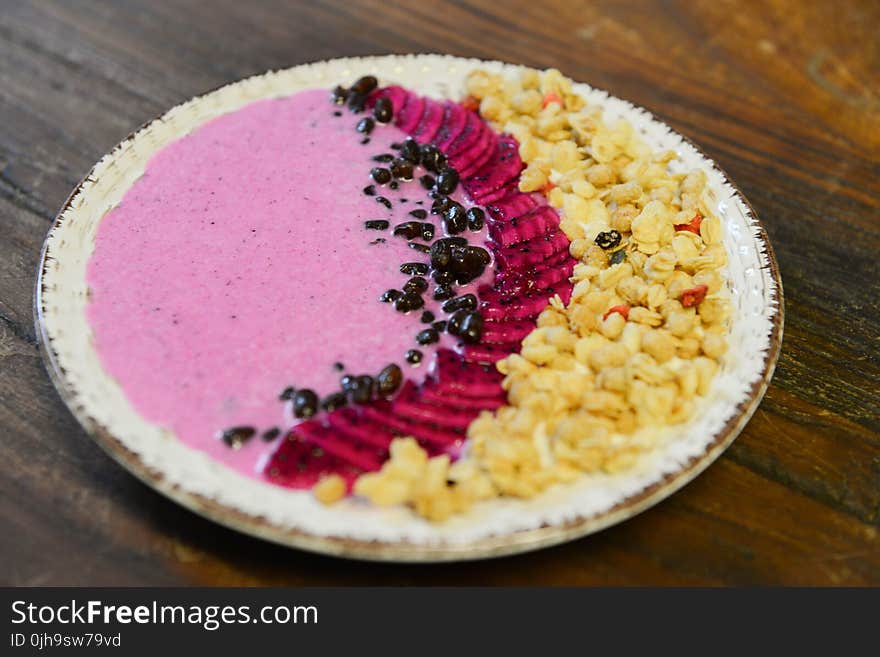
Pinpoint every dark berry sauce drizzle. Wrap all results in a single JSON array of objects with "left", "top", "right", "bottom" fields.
[{"left": 255, "top": 78, "right": 575, "bottom": 490}]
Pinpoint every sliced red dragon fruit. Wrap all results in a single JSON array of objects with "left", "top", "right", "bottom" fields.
[
  {"left": 463, "top": 137, "right": 524, "bottom": 203},
  {"left": 488, "top": 205, "right": 561, "bottom": 247},
  {"left": 264, "top": 431, "right": 364, "bottom": 488},
  {"left": 360, "top": 403, "right": 465, "bottom": 454},
  {"left": 295, "top": 420, "right": 386, "bottom": 472},
  {"left": 430, "top": 349, "right": 504, "bottom": 397},
  {"left": 492, "top": 230, "right": 570, "bottom": 271},
  {"left": 368, "top": 85, "right": 409, "bottom": 115},
  {"left": 435, "top": 102, "right": 469, "bottom": 150},
  {"left": 486, "top": 193, "right": 541, "bottom": 223},
  {"left": 452, "top": 125, "right": 496, "bottom": 178},
  {"left": 446, "top": 112, "right": 486, "bottom": 159},
  {"left": 419, "top": 384, "right": 505, "bottom": 410},
  {"left": 480, "top": 281, "right": 570, "bottom": 321},
  {"left": 491, "top": 254, "right": 575, "bottom": 300},
  {"left": 481, "top": 318, "right": 536, "bottom": 345},
  {"left": 412, "top": 98, "right": 446, "bottom": 144},
  {"left": 397, "top": 93, "right": 426, "bottom": 134},
  {"left": 391, "top": 385, "right": 477, "bottom": 432},
  {"left": 325, "top": 407, "right": 396, "bottom": 451},
  {"left": 463, "top": 343, "right": 518, "bottom": 364}
]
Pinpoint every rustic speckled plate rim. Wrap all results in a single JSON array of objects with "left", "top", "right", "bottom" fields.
[{"left": 35, "top": 54, "right": 783, "bottom": 562}]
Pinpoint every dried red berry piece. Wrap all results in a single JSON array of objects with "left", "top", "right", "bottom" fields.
[
  {"left": 675, "top": 213, "right": 703, "bottom": 234},
  {"left": 602, "top": 304, "right": 630, "bottom": 321},
  {"left": 680, "top": 284, "right": 709, "bottom": 308}
]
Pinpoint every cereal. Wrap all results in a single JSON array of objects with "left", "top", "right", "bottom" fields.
[
  {"left": 313, "top": 474, "right": 347, "bottom": 505},
  {"left": 345, "top": 67, "right": 733, "bottom": 521}
]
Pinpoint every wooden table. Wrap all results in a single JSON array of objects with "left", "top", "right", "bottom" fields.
[{"left": 2, "top": 0, "right": 878, "bottom": 586}]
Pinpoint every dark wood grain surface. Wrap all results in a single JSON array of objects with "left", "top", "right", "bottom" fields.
[{"left": 2, "top": 0, "right": 878, "bottom": 586}]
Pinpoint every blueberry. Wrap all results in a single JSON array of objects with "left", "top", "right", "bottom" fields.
[
  {"left": 399, "top": 137, "right": 421, "bottom": 164},
  {"left": 292, "top": 389, "right": 319, "bottom": 418},
  {"left": 395, "top": 292, "right": 425, "bottom": 312},
  {"left": 350, "top": 75, "right": 378, "bottom": 95},
  {"left": 321, "top": 392, "right": 348, "bottom": 412},
  {"left": 379, "top": 289, "right": 401, "bottom": 303},
  {"left": 435, "top": 168, "right": 460, "bottom": 195},
  {"left": 351, "top": 375, "right": 375, "bottom": 404},
  {"left": 220, "top": 426, "right": 256, "bottom": 449},
  {"left": 400, "top": 262, "right": 429, "bottom": 276},
  {"left": 390, "top": 158, "right": 414, "bottom": 181},
  {"left": 442, "top": 293, "right": 477, "bottom": 313},
  {"left": 370, "top": 167, "right": 391, "bottom": 184},
  {"left": 373, "top": 97, "right": 393, "bottom": 123},
  {"left": 433, "top": 285, "right": 455, "bottom": 300},
  {"left": 420, "top": 144, "right": 446, "bottom": 172},
  {"left": 377, "top": 364, "right": 403, "bottom": 396},
  {"left": 416, "top": 328, "right": 439, "bottom": 345},
  {"left": 466, "top": 207, "right": 485, "bottom": 231},
  {"left": 393, "top": 221, "right": 422, "bottom": 239},
  {"left": 447, "top": 311, "right": 483, "bottom": 344},
  {"left": 330, "top": 85, "right": 348, "bottom": 105},
  {"left": 403, "top": 276, "right": 428, "bottom": 294},
  {"left": 443, "top": 204, "right": 467, "bottom": 234}
]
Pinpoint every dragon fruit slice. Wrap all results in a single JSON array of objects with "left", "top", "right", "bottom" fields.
[
  {"left": 480, "top": 277, "right": 572, "bottom": 321},
  {"left": 481, "top": 318, "right": 536, "bottom": 345},
  {"left": 453, "top": 125, "right": 496, "bottom": 178},
  {"left": 430, "top": 349, "right": 504, "bottom": 397},
  {"left": 397, "top": 93, "right": 426, "bottom": 134},
  {"left": 463, "top": 137, "right": 524, "bottom": 203},
  {"left": 325, "top": 407, "right": 396, "bottom": 451},
  {"left": 491, "top": 254, "right": 575, "bottom": 300},
  {"left": 487, "top": 193, "right": 541, "bottom": 223},
  {"left": 295, "top": 420, "right": 386, "bottom": 472},
  {"left": 463, "top": 343, "right": 519, "bottom": 364},
  {"left": 368, "top": 85, "right": 409, "bottom": 116},
  {"left": 263, "top": 431, "right": 364, "bottom": 488},
  {"left": 391, "top": 381, "right": 479, "bottom": 431},
  {"left": 419, "top": 384, "right": 505, "bottom": 410},
  {"left": 360, "top": 403, "right": 465, "bottom": 453},
  {"left": 435, "top": 102, "right": 469, "bottom": 150},
  {"left": 492, "top": 231, "right": 570, "bottom": 270},
  {"left": 446, "top": 112, "right": 486, "bottom": 158},
  {"left": 413, "top": 98, "right": 446, "bottom": 144},
  {"left": 488, "top": 205, "right": 561, "bottom": 247}
]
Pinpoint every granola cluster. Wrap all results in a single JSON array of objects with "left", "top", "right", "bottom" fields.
[{"left": 318, "top": 68, "right": 732, "bottom": 520}]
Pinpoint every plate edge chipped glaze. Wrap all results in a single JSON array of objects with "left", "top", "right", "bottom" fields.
[{"left": 35, "top": 54, "right": 784, "bottom": 562}]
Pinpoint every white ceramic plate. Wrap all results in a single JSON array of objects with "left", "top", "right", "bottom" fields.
[{"left": 36, "top": 54, "right": 783, "bottom": 561}]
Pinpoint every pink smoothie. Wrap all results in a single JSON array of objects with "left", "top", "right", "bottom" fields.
[{"left": 86, "top": 88, "right": 487, "bottom": 478}]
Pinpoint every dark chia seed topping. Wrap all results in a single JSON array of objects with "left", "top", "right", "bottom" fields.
[
  {"left": 292, "top": 389, "right": 319, "bottom": 419},
  {"left": 364, "top": 219, "right": 389, "bottom": 230},
  {"left": 377, "top": 364, "right": 403, "bottom": 396},
  {"left": 400, "top": 262, "right": 429, "bottom": 276},
  {"left": 373, "top": 97, "right": 393, "bottom": 123},
  {"left": 405, "top": 349, "right": 423, "bottom": 365},
  {"left": 220, "top": 426, "right": 256, "bottom": 449},
  {"left": 370, "top": 167, "right": 392, "bottom": 184}
]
